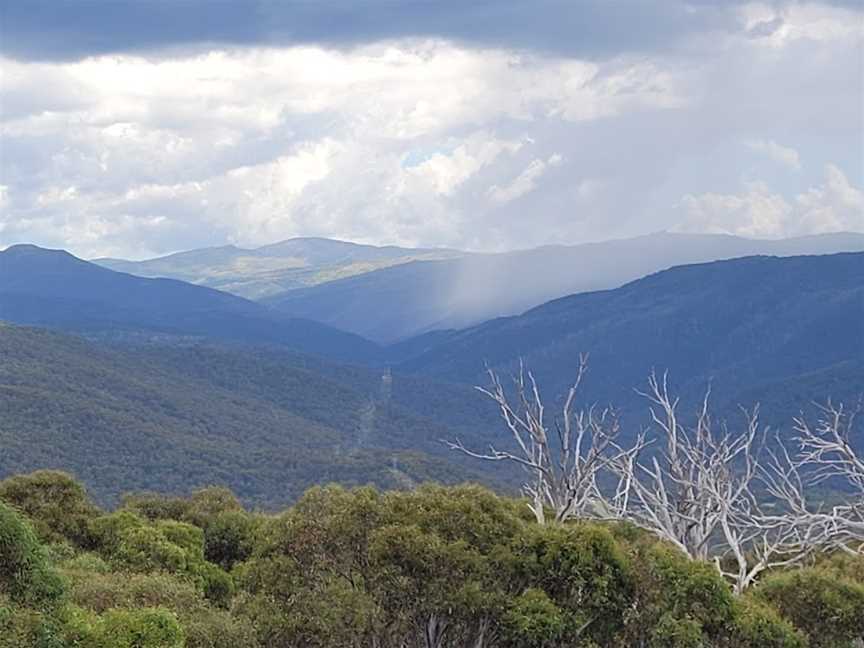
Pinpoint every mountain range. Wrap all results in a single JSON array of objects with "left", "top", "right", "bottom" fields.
[
  {"left": 96, "top": 237, "right": 463, "bottom": 300},
  {"left": 96, "top": 232, "right": 864, "bottom": 343},
  {"left": 400, "top": 252, "right": 864, "bottom": 428},
  {"left": 264, "top": 232, "right": 864, "bottom": 342},
  {"left": 1, "top": 238, "right": 862, "bottom": 504},
  {"left": 0, "top": 244, "right": 379, "bottom": 363}
]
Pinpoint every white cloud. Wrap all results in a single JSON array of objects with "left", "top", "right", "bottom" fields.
[
  {"left": 405, "top": 135, "right": 525, "bottom": 196},
  {"left": 488, "top": 154, "right": 564, "bottom": 205},
  {"left": 745, "top": 139, "right": 801, "bottom": 171},
  {"left": 740, "top": 2, "right": 864, "bottom": 48},
  {"left": 0, "top": 2, "right": 861, "bottom": 258},
  {"left": 675, "top": 165, "right": 864, "bottom": 238}
]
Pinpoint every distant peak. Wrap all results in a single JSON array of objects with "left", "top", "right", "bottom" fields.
[{"left": 2, "top": 243, "right": 78, "bottom": 258}]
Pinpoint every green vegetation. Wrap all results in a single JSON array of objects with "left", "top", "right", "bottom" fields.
[
  {"left": 0, "top": 325, "right": 507, "bottom": 508},
  {"left": 2, "top": 470, "right": 860, "bottom": 647}
]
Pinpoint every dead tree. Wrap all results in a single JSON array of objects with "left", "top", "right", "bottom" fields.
[
  {"left": 793, "top": 401, "right": 864, "bottom": 554},
  {"left": 450, "top": 361, "right": 846, "bottom": 593},
  {"left": 610, "top": 372, "right": 823, "bottom": 594},
  {"left": 445, "top": 355, "right": 641, "bottom": 525}
]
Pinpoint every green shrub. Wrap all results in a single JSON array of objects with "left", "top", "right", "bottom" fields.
[
  {"left": 501, "top": 588, "right": 566, "bottom": 647},
  {"left": 755, "top": 568, "right": 864, "bottom": 648},
  {"left": 62, "top": 552, "right": 112, "bottom": 574},
  {"left": 88, "top": 511, "right": 147, "bottom": 556},
  {"left": 185, "top": 487, "right": 244, "bottom": 529},
  {"left": 203, "top": 511, "right": 256, "bottom": 570},
  {"left": 65, "top": 571, "right": 203, "bottom": 615},
  {"left": 115, "top": 525, "right": 189, "bottom": 573},
  {"left": 196, "top": 562, "right": 234, "bottom": 608},
  {"left": 181, "top": 604, "right": 259, "bottom": 648},
  {"left": 509, "top": 523, "right": 633, "bottom": 643},
  {"left": 0, "top": 502, "right": 65, "bottom": 608},
  {"left": 0, "top": 596, "right": 65, "bottom": 648},
  {"left": 88, "top": 607, "right": 184, "bottom": 648},
  {"left": 121, "top": 493, "right": 190, "bottom": 523},
  {"left": 0, "top": 471, "right": 100, "bottom": 547},
  {"left": 617, "top": 542, "right": 736, "bottom": 646},
  {"left": 155, "top": 520, "right": 205, "bottom": 561},
  {"left": 724, "top": 598, "right": 806, "bottom": 648}
]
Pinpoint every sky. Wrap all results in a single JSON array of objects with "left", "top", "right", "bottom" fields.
[{"left": 0, "top": 0, "right": 862, "bottom": 259}]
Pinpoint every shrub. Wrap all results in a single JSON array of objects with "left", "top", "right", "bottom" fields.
[
  {"left": 114, "top": 526, "right": 189, "bottom": 573},
  {"left": 88, "top": 511, "right": 147, "bottom": 556},
  {"left": 89, "top": 607, "right": 184, "bottom": 648},
  {"left": 723, "top": 598, "right": 806, "bottom": 648},
  {"left": 155, "top": 520, "right": 205, "bottom": 561},
  {"left": 203, "top": 510, "right": 256, "bottom": 570},
  {"left": 196, "top": 562, "right": 234, "bottom": 608},
  {"left": 618, "top": 541, "right": 736, "bottom": 646},
  {"left": 501, "top": 588, "right": 566, "bottom": 647},
  {"left": 181, "top": 604, "right": 259, "bottom": 648},
  {"left": 509, "top": 523, "right": 633, "bottom": 643},
  {"left": 755, "top": 568, "right": 864, "bottom": 648},
  {"left": 0, "top": 502, "right": 65, "bottom": 608},
  {"left": 0, "top": 471, "right": 100, "bottom": 547},
  {"left": 65, "top": 571, "right": 203, "bottom": 615}
]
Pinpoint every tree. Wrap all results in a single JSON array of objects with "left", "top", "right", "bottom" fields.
[
  {"left": 450, "top": 361, "right": 832, "bottom": 594},
  {"left": 792, "top": 400, "right": 864, "bottom": 554},
  {"left": 611, "top": 373, "right": 821, "bottom": 594},
  {"left": 446, "top": 356, "right": 642, "bottom": 525}
]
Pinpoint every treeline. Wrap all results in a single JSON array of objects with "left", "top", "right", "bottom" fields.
[{"left": 1, "top": 470, "right": 863, "bottom": 648}]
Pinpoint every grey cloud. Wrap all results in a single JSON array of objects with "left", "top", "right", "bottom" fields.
[
  {"left": 1, "top": 0, "right": 743, "bottom": 61},
  {"left": 0, "top": 2, "right": 861, "bottom": 258}
]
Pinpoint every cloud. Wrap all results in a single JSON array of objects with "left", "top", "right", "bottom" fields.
[
  {"left": 675, "top": 165, "right": 864, "bottom": 238},
  {"left": 0, "top": 40, "right": 693, "bottom": 257},
  {"left": 0, "top": 2, "right": 861, "bottom": 258},
  {"left": 745, "top": 139, "right": 801, "bottom": 171},
  {"left": 488, "top": 154, "right": 564, "bottom": 204},
  {"left": 1, "top": 0, "right": 740, "bottom": 62}
]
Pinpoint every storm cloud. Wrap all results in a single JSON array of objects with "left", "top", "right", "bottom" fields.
[{"left": 2, "top": 1, "right": 744, "bottom": 62}]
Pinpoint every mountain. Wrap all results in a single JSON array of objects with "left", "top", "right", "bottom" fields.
[
  {"left": 397, "top": 252, "right": 864, "bottom": 429},
  {"left": 265, "top": 232, "right": 864, "bottom": 343},
  {"left": 0, "top": 324, "right": 507, "bottom": 507},
  {"left": 0, "top": 244, "right": 379, "bottom": 363},
  {"left": 95, "top": 237, "right": 465, "bottom": 300}
]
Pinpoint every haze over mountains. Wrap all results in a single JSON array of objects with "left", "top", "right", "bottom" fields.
[
  {"left": 266, "top": 232, "right": 864, "bottom": 341},
  {"left": 399, "top": 252, "right": 864, "bottom": 427},
  {"left": 2, "top": 237, "right": 862, "bottom": 504},
  {"left": 95, "top": 232, "right": 864, "bottom": 342}
]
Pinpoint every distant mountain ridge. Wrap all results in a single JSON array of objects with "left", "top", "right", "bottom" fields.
[
  {"left": 95, "top": 237, "right": 465, "bottom": 299},
  {"left": 2, "top": 245, "right": 862, "bottom": 503},
  {"left": 397, "top": 252, "right": 864, "bottom": 430},
  {"left": 263, "top": 231, "right": 864, "bottom": 342},
  {"left": 0, "top": 244, "right": 379, "bottom": 363}
]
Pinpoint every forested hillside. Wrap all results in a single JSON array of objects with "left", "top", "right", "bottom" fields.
[
  {"left": 0, "top": 325, "right": 506, "bottom": 507},
  {"left": 3, "top": 252, "right": 862, "bottom": 506},
  {"left": 400, "top": 252, "right": 864, "bottom": 429}
]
